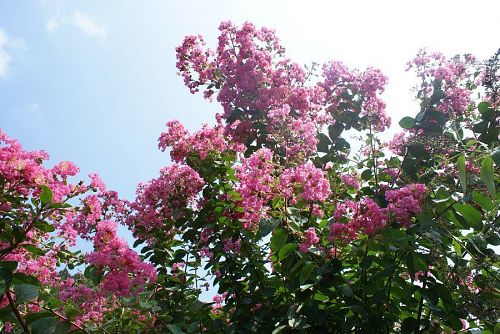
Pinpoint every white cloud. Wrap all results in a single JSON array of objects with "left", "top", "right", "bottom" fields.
[
  {"left": 0, "top": 28, "right": 25, "bottom": 79},
  {"left": 46, "top": 17, "right": 59, "bottom": 33},
  {"left": 70, "top": 11, "right": 107, "bottom": 43},
  {"left": 0, "top": 28, "right": 12, "bottom": 79},
  {"left": 46, "top": 10, "right": 107, "bottom": 44}
]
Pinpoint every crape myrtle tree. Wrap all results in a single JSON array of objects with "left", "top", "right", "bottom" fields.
[{"left": 0, "top": 21, "right": 498, "bottom": 333}]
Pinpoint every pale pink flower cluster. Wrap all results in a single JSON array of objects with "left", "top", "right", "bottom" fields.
[
  {"left": 5, "top": 249, "right": 60, "bottom": 286},
  {"left": 223, "top": 238, "right": 241, "bottom": 253},
  {"left": 279, "top": 162, "right": 331, "bottom": 203},
  {"left": 234, "top": 148, "right": 276, "bottom": 230},
  {"left": 86, "top": 220, "right": 157, "bottom": 297},
  {"left": 330, "top": 199, "right": 387, "bottom": 242},
  {"left": 0, "top": 130, "right": 84, "bottom": 202},
  {"left": 171, "top": 262, "right": 185, "bottom": 272},
  {"left": 126, "top": 164, "right": 205, "bottom": 239},
  {"left": 385, "top": 184, "right": 427, "bottom": 227},
  {"left": 267, "top": 104, "right": 318, "bottom": 160},
  {"left": 158, "top": 120, "right": 237, "bottom": 162},
  {"left": 299, "top": 227, "right": 320, "bottom": 253},
  {"left": 320, "top": 62, "right": 391, "bottom": 131},
  {"left": 176, "top": 21, "right": 331, "bottom": 148},
  {"left": 340, "top": 174, "right": 359, "bottom": 190},
  {"left": 406, "top": 49, "right": 476, "bottom": 117},
  {"left": 59, "top": 277, "right": 111, "bottom": 327},
  {"left": 211, "top": 292, "right": 228, "bottom": 315},
  {"left": 176, "top": 34, "right": 216, "bottom": 96}
]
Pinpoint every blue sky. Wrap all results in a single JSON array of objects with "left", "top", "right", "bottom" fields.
[{"left": 1, "top": 0, "right": 499, "bottom": 202}]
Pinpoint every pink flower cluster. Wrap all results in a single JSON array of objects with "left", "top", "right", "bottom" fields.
[
  {"left": 86, "top": 220, "right": 157, "bottom": 297},
  {"left": 59, "top": 278, "right": 111, "bottom": 326},
  {"left": 340, "top": 174, "right": 360, "bottom": 190},
  {"left": 126, "top": 164, "right": 205, "bottom": 239},
  {"left": 211, "top": 292, "right": 229, "bottom": 315},
  {"left": 234, "top": 148, "right": 276, "bottom": 230},
  {"left": 299, "top": 227, "right": 320, "bottom": 253},
  {"left": 0, "top": 130, "right": 84, "bottom": 202},
  {"left": 331, "top": 184, "right": 427, "bottom": 241},
  {"left": 320, "top": 62, "right": 391, "bottom": 131},
  {"left": 1, "top": 129, "right": 156, "bottom": 329},
  {"left": 406, "top": 49, "right": 476, "bottom": 117},
  {"left": 330, "top": 199, "right": 386, "bottom": 242},
  {"left": 385, "top": 184, "right": 427, "bottom": 227},
  {"left": 266, "top": 104, "right": 319, "bottom": 161},
  {"left": 223, "top": 238, "right": 241, "bottom": 253},
  {"left": 279, "top": 161, "right": 331, "bottom": 203},
  {"left": 175, "top": 21, "right": 333, "bottom": 148},
  {"left": 158, "top": 120, "right": 239, "bottom": 162},
  {"left": 176, "top": 34, "right": 216, "bottom": 97}
]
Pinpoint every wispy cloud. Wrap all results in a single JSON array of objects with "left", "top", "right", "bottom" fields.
[
  {"left": 46, "top": 10, "right": 107, "bottom": 44},
  {"left": 0, "top": 27, "right": 26, "bottom": 79},
  {"left": 0, "top": 28, "right": 11, "bottom": 79}
]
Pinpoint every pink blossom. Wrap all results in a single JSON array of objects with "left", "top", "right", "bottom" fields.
[
  {"left": 299, "top": 227, "right": 320, "bottom": 253},
  {"left": 385, "top": 184, "right": 427, "bottom": 227}
]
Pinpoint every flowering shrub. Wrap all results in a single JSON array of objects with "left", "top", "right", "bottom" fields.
[{"left": 0, "top": 22, "right": 499, "bottom": 333}]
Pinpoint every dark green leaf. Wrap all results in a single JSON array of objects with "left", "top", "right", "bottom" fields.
[
  {"left": 399, "top": 116, "right": 415, "bottom": 129},
  {"left": 453, "top": 204, "right": 482, "bottom": 230},
  {"left": 480, "top": 156, "right": 495, "bottom": 196},
  {"left": 270, "top": 229, "right": 288, "bottom": 253},
  {"left": 477, "top": 101, "right": 491, "bottom": 114},
  {"left": 28, "top": 316, "right": 57, "bottom": 334},
  {"left": 278, "top": 243, "right": 297, "bottom": 260},
  {"left": 39, "top": 185, "right": 53, "bottom": 205},
  {"left": 299, "top": 263, "right": 316, "bottom": 284},
  {"left": 457, "top": 154, "right": 467, "bottom": 194},
  {"left": 472, "top": 190, "right": 494, "bottom": 211},
  {"left": 167, "top": 324, "right": 186, "bottom": 334},
  {"left": 13, "top": 273, "right": 41, "bottom": 286},
  {"left": 22, "top": 244, "right": 45, "bottom": 256},
  {"left": 14, "top": 284, "right": 39, "bottom": 304},
  {"left": 0, "top": 268, "right": 13, "bottom": 297},
  {"left": 33, "top": 220, "right": 55, "bottom": 233},
  {"left": 317, "top": 133, "right": 331, "bottom": 153},
  {"left": 401, "top": 317, "right": 417, "bottom": 334}
]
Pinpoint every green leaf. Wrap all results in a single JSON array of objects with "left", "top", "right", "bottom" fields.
[
  {"left": 14, "top": 284, "right": 39, "bottom": 304},
  {"left": 477, "top": 101, "right": 491, "bottom": 114},
  {"left": 0, "top": 261, "right": 18, "bottom": 271},
  {"left": 259, "top": 218, "right": 280, "bottom": 237},
  {"left": 278, "top": 243, "right": 297, "bottom": 260},
  {"left": 452, "top": 239, "right": 462, "bottom": 257},
  {"left": 472, "top": 190, "right": 494, "bottom": 211},
  {"left": 299, "top": 262, "right": 316, "bottom": 284},
  {"left": 340, "top": 286, "right": 353, "bottom": 298},
  {"left": 401, "top": 317, "right": 417, "bottom": 334},
  {"left": 0, "top": 267, "right": 13, "bottom": 297},
  {"left": 53, "top": 321, "right": 71, "bottom": 334},
  {"left": 492, "top": 147, "right": 500, "bottom": 166},
  {"left": 33, "top": 220, "right": 55, "bottom": 233},
  {"left": 480, "top": 156, "right": 495, "bottom": 196},
  {"left": 457, "top": 154, "right": 467, "bottom": 194},
  {"left": 39, "top": 185, "right": 53, "bottom": 205},
  {"left": 399, "top": 116, "right": 415, "bottom": 129},
  {"left": 13, "top": 273, "right": 41, "bottom": 286},
  {"left": 22, "top": 244, "right": 45, "bottom": 256},
  {"left": 28, "top": 316, "right": 57, "bottom": 334},
  {"left": 270, "top": 229, "right": 288, "bottom": 253},
  {"left": 453, "top": 204, "right": 482, "bottom": 230},
  {"left": 361, "top": 169, "right": 373, "bottom": 181},
  {"left": 317, "top": 133, "right": 331, "bottom": 153},
  {"left": 272, "top": 325, "right": 287, "bottom": 334},
  {"left": 167, "top": 324, "right": 186, "bottom": 334}
]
